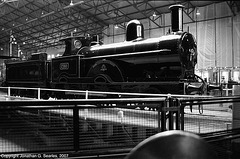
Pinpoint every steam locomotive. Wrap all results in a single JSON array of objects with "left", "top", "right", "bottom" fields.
[{"left": 3, "top": 5, "right": 212, "bottom": 98}]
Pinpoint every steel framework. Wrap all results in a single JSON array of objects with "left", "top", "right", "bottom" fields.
[{"left": 0, "top": 0, "right": 238, "bottom": 53}]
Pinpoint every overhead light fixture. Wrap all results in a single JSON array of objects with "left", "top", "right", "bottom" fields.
[
  {"left": 115, "top": 24, "right": 119, "bottom": 29},
  {"left": 153, "top": 11, "right": 157, "bottom": 17},
  {"left": 70, "top": 0, "right": 74, "bottom": 6},
  {"left": 196, "top": 8, "right": 200, "bottom": 16}
]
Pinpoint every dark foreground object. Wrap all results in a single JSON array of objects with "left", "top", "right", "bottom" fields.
[{"left": 125, "top": 130, "right": 216, "bottom": 159}]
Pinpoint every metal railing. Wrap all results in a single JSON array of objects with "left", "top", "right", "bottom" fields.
[
  {"left": 0, "top": 97, "right": 167, "bottom": 155},
  {"left": 179, "top": 96, "right": 239, "bottom": 133},
  {"left": 1, "top": 87, "right": 240, "bottom": 158},
  {"left": 0, "top": 86, "right": 211, "bottom": 100}
]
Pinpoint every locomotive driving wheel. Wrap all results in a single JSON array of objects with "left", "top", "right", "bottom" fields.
[{"left": 86, "top": 59, "right": 124, "bottom": 100}]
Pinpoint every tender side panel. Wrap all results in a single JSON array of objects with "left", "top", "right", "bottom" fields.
[{"left": 6, "top": 60, "right": 48, "bottom": 87}]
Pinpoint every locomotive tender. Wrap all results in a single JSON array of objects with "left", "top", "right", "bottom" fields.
[{"left": 4, "top": 5, "right": 207, "bottom": 97}]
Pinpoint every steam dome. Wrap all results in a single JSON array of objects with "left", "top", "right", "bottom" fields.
[{"left": 126, "top": 19, "right": 144, "bottom": 41}]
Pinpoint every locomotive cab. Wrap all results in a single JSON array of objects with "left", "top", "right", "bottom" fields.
[{"left": 61, "top": 36, "right": 92, "bottom": 56}]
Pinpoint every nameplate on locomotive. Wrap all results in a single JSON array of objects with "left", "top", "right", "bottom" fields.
[{"left": 60, "top": 62, "right": 69, "bottom": 70}]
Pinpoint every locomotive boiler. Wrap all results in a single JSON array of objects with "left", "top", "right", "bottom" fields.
[{"left": 4, "top": 4, "right": 209, "bottom": 98}]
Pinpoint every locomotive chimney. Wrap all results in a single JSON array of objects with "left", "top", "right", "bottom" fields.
[{"left": 169, "top": 4, "right": 184, "bottom": 32}]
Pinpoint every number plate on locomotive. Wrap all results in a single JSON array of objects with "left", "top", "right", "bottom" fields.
[{"left": 60, "top": 62, "right": 69, "bottom": 70}]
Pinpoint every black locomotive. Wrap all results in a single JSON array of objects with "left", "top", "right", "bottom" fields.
[{"left": 3, "top": 5, "right": 212, "bottom": 98}]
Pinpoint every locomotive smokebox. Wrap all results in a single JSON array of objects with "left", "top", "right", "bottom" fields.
[{"left": 169, "top": 4, "right": 184, "bottom": 32}]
